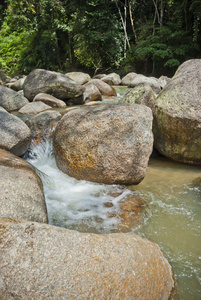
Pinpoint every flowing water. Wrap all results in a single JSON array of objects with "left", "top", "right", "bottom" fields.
[{"left": 26, "top": 140, "right": 201, "bottom": 300}]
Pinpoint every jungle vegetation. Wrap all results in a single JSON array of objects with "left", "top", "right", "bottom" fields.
[{"left": 0, "top": 0, "right": 200, "bottom": 77}]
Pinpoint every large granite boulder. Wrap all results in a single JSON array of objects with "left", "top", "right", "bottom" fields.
[
  {"left": 86, "top": 79, "right": 117, "bottom": 96},
  {"left": 0, "top": 150, "right": 47, "bottom": 223},
  {"left": 65, "top": 71, "right": 91, "bottom": 85},
  {"left": 120, "top": 83, "right": 156, "bottom": 109},
  {"left": 121, "top": 72, "right": 137, "bottom": 86},
  {"left": 101, "top": 73, "right": 121, "bottom": 86},
  {"left": 26, "top": 110, "right": 62, "bottom": 145},
  {"left": 0, "top": 218, "right": 174, "bottom": 299},
  {"left": 0, "top": 111, "right": 31, "bottom": 156},
  {"left": 23, "top": 69, "right": 85, "bottom": 101},
  {"left": 53, "top": 104, "right": 153, "bottom": 185},
  {"left": 0, "top": 85, "right": 29, "bottom": 112},
  {"left": 127, "top": 74, "right": 161, "bottom": 94},
  {"left": 153, "top": 59, "right": 201, "bottom": 165}
]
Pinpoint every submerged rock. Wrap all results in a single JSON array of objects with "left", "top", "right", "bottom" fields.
[
  {"left": 23, "top": 69, "right": 85, "bottom": 101},
  {"left": 153, "top": 59, "right": 201, "bottom": 165},
  {"left": 0, "top": 85, "right": 29, "bottom": 112},
  {"left": 53, "top": 104, "right": 153, "bottom": 185},
  {"left": 0, "top": 150, "right": 47, "bottom": 223},
  {"left": 0, "top": 217, "right": 174, "bottom": 299},
  {"left": 0, "top": 110, "right": 31, "bottom": 156}
]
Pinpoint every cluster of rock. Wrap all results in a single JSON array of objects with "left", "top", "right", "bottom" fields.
[{"left": 0, "top": 67, "right": 180, "bottom": 298}]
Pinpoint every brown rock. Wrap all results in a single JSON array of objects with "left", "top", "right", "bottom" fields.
[
  {"left": 0, "top": 217, "right": 174, "bottom": 299},
  {"left": 87, "top": 79, "right": 117, "bottom": 96},
  {"left": 83, "top": 83, "right": 102, "bottom": 101},
  {"left": 65, "top": 72, "right": 91, "bottom": 85},
  {"left": 53, "top": 104, "right": 153, "bottom": 185},
  {"left": 33, "top": 93, "right": 66, "bottom": 108},
  {"left": 0, "top": 150, "right": 47, "bottom": 223}
]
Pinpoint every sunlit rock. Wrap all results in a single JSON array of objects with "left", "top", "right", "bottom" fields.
[
  {"left": 153, "top": 59, "right": 201, "bottom": 165},
  {"left": 83, "top": 83, "right": 102, "bottom": 102},
  {"left": 0, "top": 150, "right": 47, "bottom": 223},
  {"left": 19, "top": 101, "right": 52, "bottom": 115},
  {"left": 101, "top": 73, "right": 121, "bottom": 86},
  {"left": 0, "top": 217, "right": 174, "bottom": 299},
  {"left": 65, "top": 71, "right": 91, "bottom": 85},
  {"left": 33, "top": 93, "right": 66, "bottom": 108},
  {"left": 53, "top": 104, "right": 153, "bottom": 185},
  {"left": 86, "top": 79, "right": 117, "bottom": 96}
]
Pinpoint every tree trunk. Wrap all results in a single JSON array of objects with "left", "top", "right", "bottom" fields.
[{"left": 128, "top": 0, "right": 138, "bottom": 42}]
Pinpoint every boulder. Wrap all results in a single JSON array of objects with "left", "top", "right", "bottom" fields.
[
  {"left": 18, "top": 101, "right": 52, "bottom": 115},
  {"left": 120, "top": 83, "right": 156, "bottom": 109},
  {"left": 0, "top": 150, "right": 47, "bottom": 222},
  {"left": 93, "top": 73, "right": 107, "bottom": 79},
  {"left": 23, "top": 69, "right": 85, "bottom": 101},
  {"left": 33, "top": 93, "right": 66, "bottom": 108},
  {"left": 0, "top": 106, "right": 7, "bottom": 112},
  {"left": 128, "top": 74, "right": 161, "bottom": 94},
  {"left": 0, "top": 218, "right": 174, "bottom": 299},
  {"left": 53, "top": 104, "right": 153, "bottom": 185},
  {"left": 26, "top": 110, "right": 62, "bottom": 145},
  {"left": 158, "top": 75, "right": 171, "bottom": 89},
  {"left": 101, "top": 73, "right": 121, "bottom": 86},
  {"left": 7, "top": 76, "right": 26, "bottom": 91},
  {"left": 153, "top": 59, "right": 201, "bottom": 165},
  {"left": 0, "top": 111, "right": 31, "bottom": 156},
  {"left": 65, "top": 72, "right": 91, "bottom": 85},
  {"left": 121, "top": 72, "right": 137, "bottom": 86},
  {"left": 86, "top": 79, "right": 117, "bottom": 96},
  {"left": 0, "top": 85, "right": 29, "bottom": 112},
  {"left": 83, "top": 83, "right": 102, "bottom": 102}
]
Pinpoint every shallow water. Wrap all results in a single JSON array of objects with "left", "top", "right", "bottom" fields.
[{"left": 26, "top": 140, "right": 201, "bottom": 300}]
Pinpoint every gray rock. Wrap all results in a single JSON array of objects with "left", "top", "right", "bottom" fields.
[
  {"left": 153, "top": 59, "right": 201, "bottom": 165},
  {"left": 101, "top": 73, "right": 121, "bottom": 86},
  {"left": 0, "top": 150, "right": 47, "bottom": 223},
  {"left": 121, "top": 72, "right": 138, "bottom": 86},
  {"left": 26, "top": 110, "right": 62, "bottom": 145},
  {"left": 0, "top": 111, "right": 31, "bottom": 156},
  {"left": 18, "top": 101, "right": 52, "bottom": 115},
  {"left": 23, "top": 69, "right": 85, "bottom": 101},
  {"left": 0, "top": 218, "right": 174, "bottom": 299},
  {"left": 7, "top": 76, "right": 26, "bottom": 91},
  {"left": 120, "top": 83, "right": 156, "bottom": 109},
  {"left": 158, "top": 75, "right": 171, "bottom": 89},
  {"left": 53, "top": 104, "right": 153, "bottom": 185},
  {"left": 0, "top": 85, "right": 29, "bottom": 112},
  {"left": 129, "top": 74, "right": 161, "bottom": 94},
  {"left": 65, "top": 72, "right": 91, "bottom": 85},
  {"left": 33, "top": 93, "right": 66, "bottom": 108}
]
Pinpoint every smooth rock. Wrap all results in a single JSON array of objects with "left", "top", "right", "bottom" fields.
[
  {"left": 33, "top": 93, "right": 66, "bottom": 108},
  {"left": 0, "top": 150, "right": 47, "bottom": 222},
  {"left": 19, "top": 101, "right": 52, "bottom": 115},
  {"left": 83, "top": 83, "right": 102, "bottom": 101},
  {"left": 7, "top": 76, "right": 26, "bottom": 91},
  {"left": 65, "top": 72, "right": 91, "bottom": 85},
  {"left": 121, "top": 72, "right": 138, "bottom": 86},
  {"left": 0, "top": 217, "right": 174, "bottom": 299},
  {"left": 53, "top": 104, "right": 153, "bottom": 185},
  {"left": 120, "top": 83, "right": 156, "bottom": 109},
  {"left": 153, "top": 59, "right": 201, "bottom": 165},
  {"left": 0, "top": 85, "right": 29, "bottom": 112},
  {"left": 23, "top": 69, "right": 85, "bottom": 101},
  {"left": 86, "top": 79, "right": 117, "bottom": 96},
  {"left": 158, "top": 75, "right": 171, "bottom": 89},
  {"left": 0, "top": 111, "right": 31, "bottom": 156},
  {"left": 129, "top": 74, "right": 161, "bottom": 94},
  {"left": 101, "top": 73, "right": 121, "bottom": 86}
]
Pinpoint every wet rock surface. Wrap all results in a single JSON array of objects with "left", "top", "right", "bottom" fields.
[
  {"left": 0, "top": 217, "right": 174, "bottom": 300},
  {"left": 0, "top": 150, "right": 47, "bottom": 223},
  {"left": 53, "top": 104, "right": 153, "bottom": 185}
]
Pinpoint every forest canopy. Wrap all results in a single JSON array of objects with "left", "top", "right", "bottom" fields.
[{"left": 0, "top": 0, "right": 200, "bottom": 77}]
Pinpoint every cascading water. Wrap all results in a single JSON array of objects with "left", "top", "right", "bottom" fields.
[{"left": 25, "top": 136, "right": 201, "bottom": 300}]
